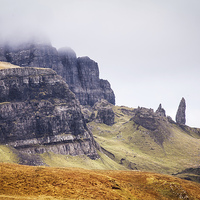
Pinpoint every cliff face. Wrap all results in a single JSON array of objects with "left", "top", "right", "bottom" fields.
[
  {"left": 58, "top": 48, "right": 115, "bottom": 106},
  {"left": 0, "top": 65, "right": 100, "bottom": 160},
  {"left": 0, "top": 43, "right": 115, "bottom": 106}
]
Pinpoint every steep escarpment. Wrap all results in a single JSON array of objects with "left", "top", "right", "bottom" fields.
[
  {"left": 0, "top": 64, "right": 100, "bottom": 163},
  {"left": 0, "top": 43, "right": 115, "bottom": 106},
  {"left": 58, "top": 48, "right": 115, "bottom": 106}
]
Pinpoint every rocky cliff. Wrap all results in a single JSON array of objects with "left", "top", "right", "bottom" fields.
[
  {"left": 0, "top": 63, "right": 100, "bottom": 162},
  {"left": 0, "top": 42, "right": 115, "bottom": 106}
]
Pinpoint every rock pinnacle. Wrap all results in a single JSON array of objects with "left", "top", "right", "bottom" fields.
[{"left": 175, "top": 97, "right": 186, "bottom": 125}]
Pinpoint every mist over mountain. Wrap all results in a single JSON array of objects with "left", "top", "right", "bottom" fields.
[{"left": 0, "top": 39, "right": 115, "bottom": 106}]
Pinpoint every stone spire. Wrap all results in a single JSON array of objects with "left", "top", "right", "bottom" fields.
[
  {"left": 156, "top": 104, "right": 166, "bottom": 117},
  {"left": 175, "top": 97, "right": 186, "bottom": 125}
]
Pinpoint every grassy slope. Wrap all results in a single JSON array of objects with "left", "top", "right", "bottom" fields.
[
  {"left": 0, "top": 145, "right": 19, "bottom": 163},
  {"left": 0, "top": 145, "right": 127, "bottom": 170},
  {"left": 41, "top": 151, "right": 127, "bottom": 170},
  {"left": 89, "top": 106, "right": 200, "bottom": 175},
  {"left": 1, "top": 162, "right": 200, "bottom": 200},
  {"left": 0, "top": 62, "right": 20, "bottom": 69}
]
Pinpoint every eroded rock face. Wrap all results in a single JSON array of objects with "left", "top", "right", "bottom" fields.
[
  {"left": 59, "top": 49, "right": 115, "bottom": 106},
  {"left": 176, "top": 97, "right": 186, "bottom": 125},
  {"left": 130, "top": 107, "right": 171, "bottom": 145},
  {"left": 131, "top": 107, "right": 158, "bottom": 131},
  {"left": 156, "top": 104, "right": 166, "bottom": 117},
  {"left": 0, "top": 42, "right": 115, "bottom": 106},
  {"left": 0, "top": 66, "right": 100, "bottom": 160},
  {"left": 93, "top": 99, "right": 115, "bottom": 126}
]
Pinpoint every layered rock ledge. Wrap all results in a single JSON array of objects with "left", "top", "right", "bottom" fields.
[{"left": 0, "top": 64, "right": 100, "bottom": 159}]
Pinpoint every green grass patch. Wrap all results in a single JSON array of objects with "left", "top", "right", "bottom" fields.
[
  {"left": 0, "top": 145, "right": 19, "bottom": 163},
  {"left": 41, "top": 151, "right": 127, "bottom": 170}
]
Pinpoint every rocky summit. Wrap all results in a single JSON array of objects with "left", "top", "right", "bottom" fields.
[
  {"left": 0, "top": 62, "right": 100, "bottom": 164},
  {"left": 0, "top": 42, "right": 115, "bottom": 106},
  {"left": 156, "top": 104, "right": 166, "bottom": 117}
]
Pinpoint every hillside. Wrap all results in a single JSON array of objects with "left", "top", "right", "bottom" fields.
[
  {"left": 1, "top": 162, "right": 200, "bottom": 200},
  {"left": 0, "top": 60, "right": 200, "bottom": 192},
  {"left": 1, "top": 99, "right": 200, "bottom": 179},
  {"left": 87, "top": 104, "right": 200, "bottom": 176}
]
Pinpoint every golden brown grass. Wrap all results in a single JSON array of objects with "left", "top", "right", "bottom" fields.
[
  {"left": 0, "top": 62, "right": 20, "bottom": 69},
  {"left": 1, "top": 163, "right": 200, "bottom": 200}
]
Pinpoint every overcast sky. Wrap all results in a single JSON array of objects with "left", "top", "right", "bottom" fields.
[{"left": 0, "top": 0, "right": 200, "bottom": 127}]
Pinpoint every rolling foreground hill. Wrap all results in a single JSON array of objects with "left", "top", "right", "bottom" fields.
[{"left": 1, "top": 162, "right": 200, "bottom": 200}]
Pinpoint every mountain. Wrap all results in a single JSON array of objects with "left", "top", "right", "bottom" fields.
[
  {"left": 0, "top": 62, "right": 100, "bottom": 165},
  {"left": 0, "top": 41, "right": 200, "bottom": 193},
  {"left": 1, "top": 162, "right": 200, "bottom": 200},
  {"left": 0, "top": 66, "right": 200, "bottom": 179},
  {"left": 0, "top": 42, "right": 115, "bottom": 106}
]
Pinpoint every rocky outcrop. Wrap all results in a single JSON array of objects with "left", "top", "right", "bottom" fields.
[
  {"left": 176, "top": 97, "right": 186, "bottom": 125},
  {"left": 93, "top": 99, "right": 115, "bottom": 126},
  {"left": 80, "top": 105, "right": 95, "bottom": 123},
  {"left": 0, "top": 64, "right": 100, "bottom": 160},
  {"left": 59, "top": 48, "right": 115, "bottom": 106},
  {"left": 156, "top": 104, "right": 166, "bottom": 117},
  {"left": 130, "top": 107, "right": 171, "bottom": 145},
  {"left": 131, "top": 107, "right": 158, "bottom": 131},
  {"left": 1, "top": 42, "right": 64, "bottom": 75},
  {"left": 0, "top": 42, "right": 115, "bottom": 106},
  {"left": 58, "top": 47, "right": 79, "bottom": 92}
]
